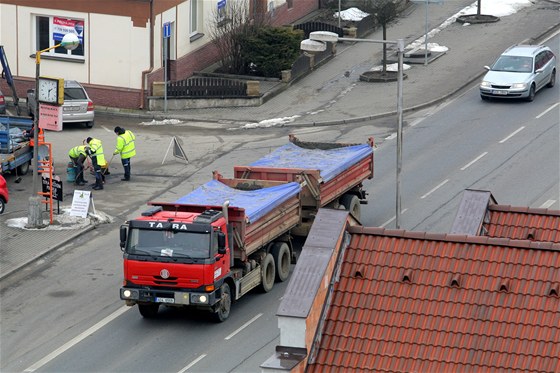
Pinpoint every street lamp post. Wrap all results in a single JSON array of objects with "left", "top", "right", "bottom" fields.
[
  {"left": 27, "top": 33, "right": 80, "bottom": 228},
  {"left": 301, "top": 31, "right": 405, "bottom": 229}
]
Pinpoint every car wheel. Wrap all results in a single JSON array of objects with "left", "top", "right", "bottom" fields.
[
  {"left": 85, "top": 121, "right": 94, "bottom": 128},
  {"left": 526, "top": 84, "right": 535, "bottom": 102},
  {"left": 0, "top": 197, "right": 5, "bottom": 214},
  {"left": 546, "top": 69, "right": 556, "bottom": 88}
]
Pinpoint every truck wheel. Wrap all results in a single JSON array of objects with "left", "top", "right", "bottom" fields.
[
  {"left": 271, "top": 242, "right": 291, "bottom": 282},
  {"left": 17, "top": 161, "right": 30, "bottom": 176},
  {"left": 138, "top": 303, "right": 159, "bottom": 318},
  {"left": 0, "top": 197, "right": 5, "bottom": 214},
  {"left": 340, "top": 194, "right": 361, "bottom": 221},
  {"left": 259, "top": 253, "right": 275, "bottom": 293},
  {"left": 211, "top": 283, "right": 232, "bottom": 322}
]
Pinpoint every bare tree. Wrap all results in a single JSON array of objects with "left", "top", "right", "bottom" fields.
[
  {"left": 362, "top": 0, "right": 399, "bottom": 74},
  {"left": 208, "top": 0, "right": 270, "bottom": 74}
]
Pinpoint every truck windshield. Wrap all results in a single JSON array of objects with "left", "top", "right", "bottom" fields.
[{"left": 126, "top": 229, "right": 211, "bottom": 259}]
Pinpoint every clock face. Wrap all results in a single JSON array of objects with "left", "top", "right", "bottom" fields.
[{"left": 38, "top": 78, "right": 59, "bottom": 104}]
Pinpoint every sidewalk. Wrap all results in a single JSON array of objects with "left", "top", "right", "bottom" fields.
[{"left": 1, "top": 1, "right": 559, "bottom": 280}]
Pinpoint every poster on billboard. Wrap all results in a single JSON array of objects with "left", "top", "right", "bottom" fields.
[{"left": 53, "top": 17, "right": 84, "bottom": 44}]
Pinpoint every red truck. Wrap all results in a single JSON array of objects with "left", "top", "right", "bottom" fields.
[{"left": 119, "top": 135, "right": 374, "bottom": 321}]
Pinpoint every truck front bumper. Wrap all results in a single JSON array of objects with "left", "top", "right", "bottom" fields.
[{"left": 120, "top": 287, "right": 218, "bottom": 307}]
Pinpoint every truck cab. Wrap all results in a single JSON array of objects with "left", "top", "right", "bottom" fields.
[{"left": 120, "top": 206, "right": 232, "bottom": 321}]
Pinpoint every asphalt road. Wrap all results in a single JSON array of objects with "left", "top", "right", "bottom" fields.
[{"left": 1, "top": 71, "right": 559, "bottom": 372}]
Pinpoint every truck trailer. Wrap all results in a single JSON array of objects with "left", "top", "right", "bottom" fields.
[
  {"left": 119, "top": 136, "right": 374, "bottom": 321},
  {"left": 0, "top": 115, "right": 33, "bottom": 175}
]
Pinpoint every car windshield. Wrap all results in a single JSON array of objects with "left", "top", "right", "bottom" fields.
[
  {"left": 65, "top": 87, "right": 87, "bottom": 100},
  {"left": 126, "top": 228, "right": 211, "bottom": 259},
  {"left": 491, "top": 56, "right": 533, "bottom": 73}
]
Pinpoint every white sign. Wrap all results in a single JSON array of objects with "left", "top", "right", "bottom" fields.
[
  {"left": 39, "top": 103, "right": 63, "bottom": 131},
  {"left": 70, "top": 190, "right": 92, "bottom": 218}
]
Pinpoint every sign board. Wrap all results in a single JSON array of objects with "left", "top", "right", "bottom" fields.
[
  {"left": 41, "top": 175, "right": 63, "bottom": 201},
  {"left": 163, "top": 22, "right": 171, "bottom": 38},
  {"left": 70, "top": 190, "right": 92, "bottom": 218},
  {"left": 39, "top": 103, "right": 63, "bottom": 131}
]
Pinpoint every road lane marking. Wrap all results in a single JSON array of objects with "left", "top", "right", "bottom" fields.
[
  {"left": 24, "top": 306, "right": 129, "bottom": 372},
  {"left": 225, "top": 313, "right": 263, "bottom": 340},
  {"left": 536, "top": 102, "right": 559, "bottom": 119},
  {"left": 461, "top": 152, "right": 488, "bottom": 170},
  {"left": 421, "top": 179, "right": 449, "bottom": 199},
  {"left": 499, "top": 127, "right": 525, "bottom": 143},
  {"left": 178, "top": 354, "right": 207, "bottom": 373},
  {"left": 380, "top": 209, "right": 408, "bottom": 228},
  {"left": 540, "top": 200, "right": 556, "bottom": 209}
]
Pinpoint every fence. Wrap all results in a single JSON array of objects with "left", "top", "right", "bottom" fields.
[
  {"left": 167, "top": 76, "right": 248, "bottom": 98},
  {"left": 293, "top": 21, "right": 344, "bottom": 39}
]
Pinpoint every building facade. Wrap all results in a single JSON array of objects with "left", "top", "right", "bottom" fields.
[{"left": 0, "top": 0, "right": 319, "bottom": 110}]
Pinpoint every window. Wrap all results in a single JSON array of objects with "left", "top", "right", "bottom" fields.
[
  {"left": 190, "top": 0, "right": 198, "bottom": 36},
  {"left": 35, "top": 15, "right": 84, "bottom": 59}
]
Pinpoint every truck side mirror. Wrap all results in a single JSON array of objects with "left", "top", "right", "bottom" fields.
[
  {"left": 119, "top": 225, "right": 128, "bottom": 250},
  {"left": 217, "top": 231, "right": 226, "bottom": 255}
]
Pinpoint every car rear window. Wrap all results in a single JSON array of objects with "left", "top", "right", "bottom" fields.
[{"left": 65, "top": 88, "right": 87, "bottom": 100}]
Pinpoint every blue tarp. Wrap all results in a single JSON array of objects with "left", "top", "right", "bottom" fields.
[
  {"left": 175, "top": 179, "right": 300, "bottom": 223},
  {"left": 249, "top": 142, "right": 372, "bottom": 182}
]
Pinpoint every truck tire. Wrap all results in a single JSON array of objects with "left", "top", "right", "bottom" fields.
[
  {"left": 17, "top": 161, "right": 30, "bottom": 175},
  {"left": 271, "top": 242, "right": 291, "bottom": 282},
  {"left": 138, "top": 303, "right": 159, "bottom": 318},
  {"left": 340, "top": 194, "right": 361, "bottom": 221},
  {"left": 0, "top": 197, "right": 5, "bottom": 214},
  {"left": 259, "top": 253, "right": 276, "bottom": 293},
  {"left": 211, "top": 283, "right": 232, "bottom": 322}
]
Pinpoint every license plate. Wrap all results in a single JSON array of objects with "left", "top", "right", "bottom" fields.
[
  {"left": 155, "top": 297, "right": 175, "bottom": 304},
  {"left": 492, "top": 89, "right": 508, "bottom": 95},
  {"left": 64, "top": 106, "right": 81, "bottom": 112}
]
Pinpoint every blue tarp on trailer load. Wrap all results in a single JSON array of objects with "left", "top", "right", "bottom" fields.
[
  {"left": 248, "top": 143, "right": 372, "bottom": 182},
  {"left": 175, "top": 179, "right": 301, "bottom": 223}
]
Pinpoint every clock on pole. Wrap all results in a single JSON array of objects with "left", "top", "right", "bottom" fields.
[{"left": 38, "top": 76, "right": 64, "bottom": 105}]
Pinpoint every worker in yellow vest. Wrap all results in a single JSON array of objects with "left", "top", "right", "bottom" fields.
[
  {"left": 113, "top": 126, "right": 136, "bottom": 181},
  {"left": 68, "top": 145, "right": 88, "bottom": 185},
  {"left": 85, "top": 137, "right": 106, "bottom": 190}
]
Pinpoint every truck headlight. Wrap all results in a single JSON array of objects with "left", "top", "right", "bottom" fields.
[
  {"left": 190, "top": 294, "right": 208, "bottom": 304},
  {"left": 121, "top": 289, "right": 138, "bottom": 299}
]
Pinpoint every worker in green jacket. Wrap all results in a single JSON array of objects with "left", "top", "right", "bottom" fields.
[
  {"left": 68, "top": 145, "right": 88, "bottom": 186},
  {"left": 113, "top": 126, "right": 136, "bottom": 181},
  {"left": 85, "top": 137, "right": 106, "bottom": 190}
]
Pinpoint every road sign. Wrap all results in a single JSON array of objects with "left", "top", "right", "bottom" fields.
[{"left": 163, "top": 22, "right": 171, "bottom": 39}]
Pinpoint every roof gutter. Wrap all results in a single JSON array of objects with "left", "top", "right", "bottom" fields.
[{"left": 140, "top": 0, "right": 154, "bottom": 109}]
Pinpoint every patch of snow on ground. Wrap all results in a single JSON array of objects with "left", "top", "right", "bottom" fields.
[
  {"left": 6, "top": 208, "right": 112, "bottom": 230},
  {"left": 371, "top": 63, "right": 412, "bottom": 72},
  {"left": 140, "top": 119, "right": 184, "bottom": 126},
  {"left": 334, "top": 7, "right": 369, "bottom": 21},
  {"left": 242, "top": 115, "right": 301, "bottom": 129}
]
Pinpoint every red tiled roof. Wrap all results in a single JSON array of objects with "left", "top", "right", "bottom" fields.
[
  {"left": 307, "top": 227, "right": 560, "bottom": 372},
  {"left": 486, "top": 205, "right": 560, "bottom": 243}
]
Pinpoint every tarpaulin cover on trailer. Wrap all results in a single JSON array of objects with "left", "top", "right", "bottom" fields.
[
  {"left": 175, "top": 180, "right": 300, "bottom": 223},
  {"left": 248, "top": 142, "right": 372, "bottom": 182}
]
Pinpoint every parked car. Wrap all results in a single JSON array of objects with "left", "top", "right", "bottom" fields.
[
  {"left": 480, "top": 44, "right": 556, "bottom": 102},
  {"left": 0, "top": 174, "right": 8, "bottom": 214},
  {"left": 0, "top": 88, "right": 6, "bottom": 114},
  {"left": 27, "top": 80, "right": 95, "bottom": 128}
]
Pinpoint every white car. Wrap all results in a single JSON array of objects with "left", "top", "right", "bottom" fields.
[
  {"left": 480, "top": 44, "right": 556, "bottom": 102},
  {"left": 27, "top": 80, "right": 95, "bottom": 128}
]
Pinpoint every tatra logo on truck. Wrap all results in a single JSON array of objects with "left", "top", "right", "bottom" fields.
[
  {"left": 129, "top": 220, "right": 211, "bottom": 233},
  {"left": 160, "top": 269, "right": 170, "bottom": 279}
]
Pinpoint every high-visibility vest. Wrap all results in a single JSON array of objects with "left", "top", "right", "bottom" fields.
[
  {"left": 89, "top": 138, "right": 106, "bottom": 166},
  {"left": 29, "top": 128, "right": 44, "bottom": 147},
  {"left": 68, "top": 145, "right": 87, "bottom": 159},
  {"left": 115, "top": 130, "right": 136, "bottom": 159}
]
